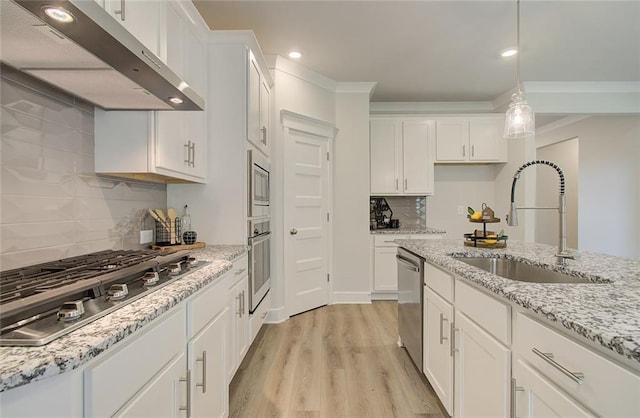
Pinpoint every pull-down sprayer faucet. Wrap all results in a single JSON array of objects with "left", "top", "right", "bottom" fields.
[{"left": 507, "top": 160, "right": 579, "bottom": 265}]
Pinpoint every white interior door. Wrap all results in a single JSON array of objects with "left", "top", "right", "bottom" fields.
[{"left": 283, "top": 113, "right": 333, "bottom": 317}]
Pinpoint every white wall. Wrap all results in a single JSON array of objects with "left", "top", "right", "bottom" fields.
[
  {"left": 268, "top": 56, "right": 337, "bottom": 320},
  {"left": 333, "top": 90, "right": 373, "bottom": 302},
  {"left": 535, "top": 116, "right": 640, "bottom": 259}
]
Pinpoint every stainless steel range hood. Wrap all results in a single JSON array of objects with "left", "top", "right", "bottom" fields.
[{"left": 0, "top": 0, "right": 204, "bottom": 110}]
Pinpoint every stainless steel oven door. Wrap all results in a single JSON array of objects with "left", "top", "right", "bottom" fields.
[
  {"left": 248, "top": 231, "right": 271, "bottom": 313},
  {"left": 248, "top": 150, "right": 270, "bottom": 218}
]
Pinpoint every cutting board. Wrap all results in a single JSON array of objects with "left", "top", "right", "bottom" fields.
[{"left": 151, "top": 242, "right": 206, "bottom": 251}]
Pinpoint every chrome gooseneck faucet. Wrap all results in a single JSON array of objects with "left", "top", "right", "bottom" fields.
[{"left": 507, "top": 160, "right": 578, "bottom": 265}]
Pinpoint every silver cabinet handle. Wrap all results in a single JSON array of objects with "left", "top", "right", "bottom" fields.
[
  {"left": 235, "top": 268, "right": 246, "bottom": 276},
  {"left": 241, "top": 290, "right": 245, "bottom": 316},
  {"left": 395, "top": 178, "right": 399, "bottom": 190},
  {"left": 190, "top": 142, "right": 195, "bottom": 167},
  {"left": 290, "top": 228, "right": 298, "bottom": 235},
  {"left": 184, "top": 141, "right": 191, "bottom": 165},
  {"left": 404, "top": 178, "right": 408, "bottom": 190},
  {"left": 261, "top": 311, "right": 268, "bottom": 319},
  {"left": 114, "top": 0, "right": 125, "bottom": 20},
  {"left": 450, "top": 323, "right": 459, "bottom": 357},
  {"left": 196, "top": 351, "right": 207, "bottom": 393},
  {"left": 462, "top": 144, "right": 466, "bottom": 157},
  {"left": 471, "top": 144, "right": 475, "bottom": 157},
  {"left": 236, "top": 294, "right": 242, "bottom": 317},
  {"left": 510, "top": 378, "right": 524, "bottom": 418},
  {"left": 531, "top": 348, "right": 584, "bottom": 384},
  {"left": 439, "top": 313, "right": 448, "bottom": 344},
  {"left": 179, "top": 370, "right": 191, "bottom": 417},
  {"left": 261, "top": 126, "right": 267, "bottom": 145}
]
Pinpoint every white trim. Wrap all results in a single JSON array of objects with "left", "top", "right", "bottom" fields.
[
  {"left": 371, "top": 292, "right": 398, "bottom": 301},
  {"left": 331, "top": 291, "right": 372, "bottom": 304},
  {"left": 371, "top": 101, "right": 495, "bottom": 114},
  {"left": 281, "top": 110, "right": 337, "bottom": 136},
  {"left": 535, "top": 115, "right": 591, "bottom": 136},
  {"left": 268, "top": 54, "right": 338, "bottom": 92},
  {"left": 264, "top": 306, "right": 288, "bottom": 324},
  {"left": 335, "top": 82, "right": 378, "bottom": 98},
  {"left": 524, "top": 81, "right": 640, "bottom": 94}
]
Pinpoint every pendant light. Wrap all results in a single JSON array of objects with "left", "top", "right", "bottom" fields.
[{"left": 504, "top": 0, "right": 535, "bottom": 138}]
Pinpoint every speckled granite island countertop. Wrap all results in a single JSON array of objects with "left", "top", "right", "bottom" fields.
[
  {"left": 396, "top": 239, "right": 640, "bottom": 368},
  {"left": 371, "top": 226, "right": 446, "bottom": 235},
  {"left": 0, "top": 245, "right": 247, "bottom": 392}
]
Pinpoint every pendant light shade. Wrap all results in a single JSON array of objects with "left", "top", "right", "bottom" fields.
[
  {"left": 504, "top": 90, "right": 535, "bottom": 138},
  {"left": 504, "top": 0, "right": 535, "bottom": 138}
]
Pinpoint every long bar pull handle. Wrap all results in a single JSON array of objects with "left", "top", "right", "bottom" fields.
[
  {"left": 462, "top": 144, "right": 466, "bottom": 157},
  {"left": 190, "top": 142, "right": 196, "bottom": 167},
  {"left": 196, "top": 351, "right": 207, "bottom": 393},
  {"left": 115, "top": 0, "right": 125, "bottom": 21},
  {"left": 261, "top": 126, "right": 267, "bottom": 145},
  {"left": 184, "top": 141, "right": 191, "bottom": 165},
  {"left": 450, "top": 323, "right": 459, "bottom": 357},
  {"left": 236, "top": 294, "right": 242, "bottom": 317},
  {"left": 531, "top": 348, "right": 584, "bottom": 384},
  {"left": 510, "top": 378, "right": 524, "bottom": 418},
  {"left": 179, "top": 370, "right": 191, "bottom": 417},
  {"left": 241, "top": 290, "right": 245, "bottom": 316},
  {"left": 471, "top": 144, "right": 475, "bottom": 157},
  {"left": 404, "top": 178, "right": 408, "bottom": 190},
  {"left": 439, "top": 313, "right": 448, "bottom": 344},
  {"left": 395, "top": 178, "right": 399, "bottom": 191}
]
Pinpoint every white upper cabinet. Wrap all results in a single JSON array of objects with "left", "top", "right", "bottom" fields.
[
  {"left": 94, "top": 1, "right": 207, "bottom": 183},
  {"left": 370, "top": 118, "right": 435, "bottom": 196},
  {"left": 103, "top": 0, "right": 163, "bottom": 58},
  {"left": 248, "top": 51, "right": 271, "bottom": 156},
  {"left": 435, "top": 116, "right": 507, "bottom": 163}
]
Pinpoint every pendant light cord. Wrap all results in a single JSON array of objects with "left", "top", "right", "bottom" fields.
[{"left": 516, "top": 0, "right": 522, "bottom": 93}]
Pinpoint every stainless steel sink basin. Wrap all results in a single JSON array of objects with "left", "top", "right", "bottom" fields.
[{"left": 456, "top": 257, "right": 597, "bottom": 284}]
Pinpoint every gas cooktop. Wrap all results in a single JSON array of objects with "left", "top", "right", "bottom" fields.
[{"left": 0, "top": 249, "right": 206, "bottom": 347}]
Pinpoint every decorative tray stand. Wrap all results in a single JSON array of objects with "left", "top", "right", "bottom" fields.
[{"left": 464, "top": 204, "right": 508, "bottom": 248}]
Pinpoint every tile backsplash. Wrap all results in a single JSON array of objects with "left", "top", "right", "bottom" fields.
[
  {"left": 370, "top": 196, "right": 427, "bottom": 229},
  {"left": 1, "top": 72, "right": 166, "bottom": 270}
]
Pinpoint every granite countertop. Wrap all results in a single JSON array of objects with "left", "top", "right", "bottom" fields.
[
  {"left": 396, "top": 239, "right": 640, "bottom": 367},
  {"left": 0, "top": 245, "right": 247, "bottom": 393},
  {"left": 371, "top": 226, "right": 446, "bottom": 235}
]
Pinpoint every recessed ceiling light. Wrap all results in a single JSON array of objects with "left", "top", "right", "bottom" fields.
[
  {"left": 501, "top": 48, "right": 518, "bottom": 58},
  {"left": 42, "top": 6, "right": 74, "bottom": 23},
  {"left": 169, "top": 97, "right": 183, "bottom": 104},
  {"left": 288, "top": 51, "right": 302, "bottom": 60}
]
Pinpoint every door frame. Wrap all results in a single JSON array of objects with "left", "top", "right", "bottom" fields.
[{"left": 281, "top": 110, "right": 336, "bottom": 318}]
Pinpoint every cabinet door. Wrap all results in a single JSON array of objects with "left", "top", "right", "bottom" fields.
[
  {"left": 114, "top": 352, "right": 187, "bottom": 418},
  {"left": 164, "top": 1, "right": 184, "bottom": 75},
  {"left": 155, "top": 111, "right": 188, "bottom": 175},
  {"left": 104, "top": 0, "right": 161, "bottom": 57},
  {"left": 370, "top": 119, "right": 402, "bottom": 194},
  {"left": 248, "top": 55, "right": 261, "bottom": 146},
  {"left": 183, "top": 21, "right": 206, "bottom": 98},
  {"left": 513, "top": 359, "right": 593, "bottom": 418},
  {"left": 435, "top": 119, "right": 469, "bottom": 162},
  {"left": 423, "top": 287, "right": 454, "bottom": 415},
  {"left": 190, "top": 307, "right": 229, "bottom": 418},
  {"left": 259, "top": 79, "right": 270, "bottom": 151},
  {"left": 374, "top": 246, "right": 399, "bottom": 292},
  {"left": 402, "top": 121, "right": 433, "bottom": 195},
  {"left": 469, "top": 118, "right": 506, "bottom": 162},
  {"left": 454, "top": 311, "right": 510, "bottom": 418},
  {"left": 226, "top": 277, "right": 250, "bottom": 382}
]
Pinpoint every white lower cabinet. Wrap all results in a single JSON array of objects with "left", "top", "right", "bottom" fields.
[
  {"left": 114, "top": 352, "right": 187, "bottom": 418},
  {"left": 512, "top": 358, "right": 593, "bottom": 418},
  {"left": 423, "top": 287, "right": 454, "bottom": 415},
  {"left": 226, "top": 274, "right": 250, "bottom": 383},
  {"left": 453, "top": 311, "right": 511, "bottom": 418},
  {"left": 189, "top": 307, "right": 230, "bottom": 418}
]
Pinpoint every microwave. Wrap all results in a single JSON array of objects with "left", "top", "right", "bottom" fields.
[{"left": 248, "top": 149, "right": 270, "bottom": 218}]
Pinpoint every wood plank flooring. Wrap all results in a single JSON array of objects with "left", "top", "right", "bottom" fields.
[{"left": 229, "top": 302, "right": 447, "bottom": 418}]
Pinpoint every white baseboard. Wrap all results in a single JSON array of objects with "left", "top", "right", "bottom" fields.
[
  {"left": 330, "top": 291, "right": 371, "bottom": 304},
  {"left": 264, "top": 305, "right": 288, "bottom": 324},
  {"left": 371, "top": 292, "right": 398, "bottom": 301}
]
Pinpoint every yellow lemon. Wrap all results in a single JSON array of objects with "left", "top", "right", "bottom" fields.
[
  {"left": 484, "top": 239, "right": 497, "bottom": 244},
  {"left": 470, "top": 211, "right": 483, "bottom": 220}
]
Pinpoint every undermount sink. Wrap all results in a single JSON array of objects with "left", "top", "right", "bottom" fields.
[{"left": 455, "top": 257, "right": 597, "bottom": 284}]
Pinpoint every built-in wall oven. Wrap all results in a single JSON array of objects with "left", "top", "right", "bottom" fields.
[
  {"left": 248, "top": 218, "right": 271, "bottom": 313},
  {"left": 248, "top": 149, "right": 270, "bottom": 218}
]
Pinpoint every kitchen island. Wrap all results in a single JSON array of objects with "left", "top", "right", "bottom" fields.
[
  {"left": 0, "top": 245, "right": 246, "bottom": 393},
  {"left": 397, "top": 238, "right": 640, "bottom": 367}
]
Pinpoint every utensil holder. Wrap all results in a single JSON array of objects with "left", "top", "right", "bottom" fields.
[{"left": 155, "top": 218, "right": 181, "bottom": 245}]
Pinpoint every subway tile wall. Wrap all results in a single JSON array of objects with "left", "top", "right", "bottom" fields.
[
  {"left": 371, "top": 196, "right": 427, "bottom": 229},
  {"left": 1, "top": 74, "right": 166, "bottom": 270}
]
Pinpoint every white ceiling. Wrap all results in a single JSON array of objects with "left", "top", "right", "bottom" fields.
[{"left": 193, "top": 0, "right": 640, "bottom": 105}]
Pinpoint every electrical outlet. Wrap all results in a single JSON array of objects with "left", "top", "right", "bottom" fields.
[
  {"left": 457, "top": 205, "right": 464, "bottom": 215},
  {"left": 140, "top": 230, "right": 153, "bottom": 244}
]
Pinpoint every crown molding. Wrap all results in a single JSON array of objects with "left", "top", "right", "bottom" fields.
[
  {"left": 370, "top": 101, "right": 495, "bottom": 114},
  {"left": 267, "top": 54, "right": 338, "bottom": 93},
  {"left": 335, "top": 82, "right": 377, "bottom": 98}
]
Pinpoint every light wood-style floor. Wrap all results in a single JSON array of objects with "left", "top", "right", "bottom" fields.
[{"left": 229, "top": 301, "right": 447, "bottom": 418}]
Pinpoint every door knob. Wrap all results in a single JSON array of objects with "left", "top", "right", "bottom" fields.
[{"left": 290, "top": 228, "right": 298, "bottom": 235}]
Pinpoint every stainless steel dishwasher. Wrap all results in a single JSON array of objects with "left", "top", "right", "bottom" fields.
[{"left": 397, "top": 247, "right": 424, "bottom": 372}]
